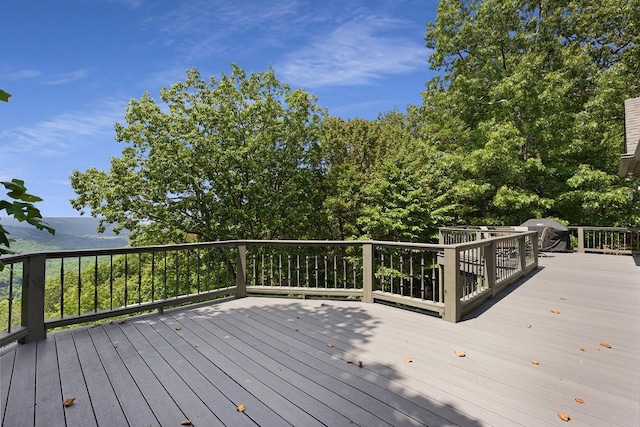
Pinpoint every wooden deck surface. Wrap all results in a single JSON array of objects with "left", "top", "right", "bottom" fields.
[{"left": 1, "top": 252, "right": 638, "bottom": 426}]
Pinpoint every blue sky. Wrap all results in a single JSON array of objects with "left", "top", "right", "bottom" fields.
[{"left": 1, "top": 0, "right": 439, "bottom": 217}]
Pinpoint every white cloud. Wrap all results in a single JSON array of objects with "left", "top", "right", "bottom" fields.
[
  {"left": 1, "top": 69, "right": 89, "bottom": 85},
  {"left": 143, "top": 1, "right": 310, "bottom": 63},
  {"left": 0, "top": 100, "right": 123, "bottom": 157},
  {"left": 4, "top": 69, "right": 41, "bottom": 80},
  {"left": 278, "top": 17, "right": 426, "bottom": 88},
  {"left": 43, "top": 69, "right": 90, "bottom": 85},
  {"left": 106, "top": 0, "right": 144, "bottom": 8}
]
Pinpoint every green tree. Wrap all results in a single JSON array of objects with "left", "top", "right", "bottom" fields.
[
  {"left": 70, "top": 65, "right": 327, "bottom": 244},
  {"left": 321, "top": 110, "right": 461, "bottom": 242},
  {"left": 423, "top": 0, "right": 640, "bottom": 226}
]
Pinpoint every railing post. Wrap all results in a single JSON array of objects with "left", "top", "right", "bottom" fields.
[
  {"left": 20, "top": 254, "right": 46, "bottom": 343},
  {"left": 518, "top": 236, "right": 527, "bottom": 273},
  {"left": 443, "top": 247, "right": 461, "bottom": 323},
  {"left": 236, "top": 243, "right": 247, "bottom": 298},
  {"left": 485, "top": 241, "right": 497, "bottom": 298},
  {"left": 362, "top": 243, "right": 374, "bottom": 303},
  {"left": 577, "top": 227, "right": 585, "bottom": 253}
]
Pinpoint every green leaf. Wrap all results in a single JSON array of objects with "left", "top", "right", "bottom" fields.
[{"left": 0, "top": 89, "right": 10, "bottom": 102}]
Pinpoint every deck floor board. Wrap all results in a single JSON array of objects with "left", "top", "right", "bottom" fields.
[
  {"left": 1, "top": 253, "right": 638, "bottom": 426},
  {"left": 55, "top": 332, "right": 98, "bottom": 427},
  {"left": 35, "top": 336, "right": 67, "bottom": 426},
  {"left": 3, "top": 342, "right": 37, "bottom": 426}
]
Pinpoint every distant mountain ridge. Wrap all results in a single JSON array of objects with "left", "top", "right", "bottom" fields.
[{"left": 0, "top": 217, "right": 130, "bottom": 252}]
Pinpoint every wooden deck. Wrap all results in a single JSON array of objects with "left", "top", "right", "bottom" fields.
[{"left": 1, "top": 253, "right": 638, "bottom": 426}]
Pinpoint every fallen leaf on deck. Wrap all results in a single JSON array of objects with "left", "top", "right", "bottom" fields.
[
  {"left": 580, "top": 348, "right": 587, "bottom": 352},
  {"left": 175, "top": 327, "right": 182, "bottom": 331},
  {"left": 575, "top": 398, "right": 584, "bottom": 404},
  {"left": 90, "top": 324, "right": 99, "bottom": 328},
  {"left": 544, "top": 281, "right": 549, "bottom": 284},
  {"left": 119, "top": 319, "right": 126, "bottom": 324},
  {"left": 181, "top": 420, "right": 192, "bottom": 425},
  {"left": 237, "top": 404, "right": 246, "bottom": 412},
  {"left": 403, "top": 338, "right": 409, "bottom": 343},
  {"left": 326, "top": 343, "right": 334, "bottom": 348},
  {"left": 245, "top": 314, "right": 250, "bottom": 318},
  {"left": 454, "top": 350, "right": 466, "bottom": 357},
  {"left": 557, "top": 412, "right": 571, "bottom": 421},
  {"left": 63, "top": 397, "right": 76, "bottom": 407},
  {"left": 346, "top": 360, "right": 353, "bottom": 364},
  {"left": 358, "top": 360, "right": 363, "bottom": 368},
  {"left": 404, "top": 357, "right": 413, "bottom": 363},
  {"left": 600, "top": 342, "right": 611, "bottom": 349},
  {"left": 594, "top": 347, "right": 601, "bottom": 351},
  {"left": 294, "top": 328, "right": 299, "bottom": 332},
  {"left": 320, "top": 303, "right": 326, "bottom": 306},
  {"left": 551, "top": 309, "right": 560, "bottom": 314},
  {"left": 560, "top": 297, "right": 567, "bottom": 300},
  {"left": 531, "top": 360, "right": 540, "bottom": 365}
]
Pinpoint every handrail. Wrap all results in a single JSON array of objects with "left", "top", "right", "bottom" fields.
[{"left": 0, "top": 233, "right": 539, "bottom": 347}]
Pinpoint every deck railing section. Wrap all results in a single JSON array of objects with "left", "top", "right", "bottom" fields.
[
  {"left": 570, "top": 226, "right": 640, "bottom": 255},
  {"left": 373, "top": 244, "right": 444, "bottom": 314},
  {"left": 244, "top": 241, "right": 363, "bottom": 298},
  {"left": 0, "top": 242, "right": 240, "bottom": 346},
  {"left": 1, "top": 233, "right": 538, "bottom": 347}
]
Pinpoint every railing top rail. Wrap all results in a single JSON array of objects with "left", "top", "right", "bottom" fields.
[
  {"left": 567, "top": 226, "right": 640, "bottom": 232},
  {"left": 0, "top": 239, "right": 240, "bottom": 263},
  {"left": 0, "top": 233, "right": 540, "bottom": 265},
  {"left": 438, "top": 226, "right": 516, "bottom": 231}
]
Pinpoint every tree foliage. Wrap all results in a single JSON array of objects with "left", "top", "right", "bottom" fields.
[
  {"left": 423, "top": 0, "right": 640, "bottom": 226},
  {"left": 0, "top": 89, "right": 10, "bottom": 102},
  {"left": 70, "top": 65, "right": 327, "bottom": 244},
  {"left": 320, "top": 110, "right": 463, "bottom": 242},
  {"left": 1, "top": 179, "right": 55, "bottom": 254}
]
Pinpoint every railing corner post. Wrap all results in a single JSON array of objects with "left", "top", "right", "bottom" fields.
[
  {"left": 20, "top": 254, "right": 47, "bottom": 343},
  {"left": 443, "top": 247, "right": 461, "bottom": 323},
  {"left": 485, "top": 241, "right": 497, "bottom": 298},
  {"left": 362, "top": 243, "right": 374, "bottom": 303},
  {"left": 236, "top": 243, "right": 247, "bottom": 298},
  {"left": 577, "top": 227, "right": 585, "bottom": 253},
  {"left": 518, "top": 236, "right": 527, "bottom": 273}
]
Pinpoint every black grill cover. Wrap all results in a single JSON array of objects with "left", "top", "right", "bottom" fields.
[{"left": 520, "top": 219, "right": 570, "bottom": 252}]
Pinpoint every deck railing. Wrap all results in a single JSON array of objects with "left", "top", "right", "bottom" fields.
[
  {"left": 569, "top": 226, "right": 640, "bottom": 255},
  {"left": 0, "top": 232, "right": 538, "bottom": 347}
]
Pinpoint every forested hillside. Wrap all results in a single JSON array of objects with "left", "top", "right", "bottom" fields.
[{"left": 0, "top": 217, "right": 129, "bottom": 253}]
